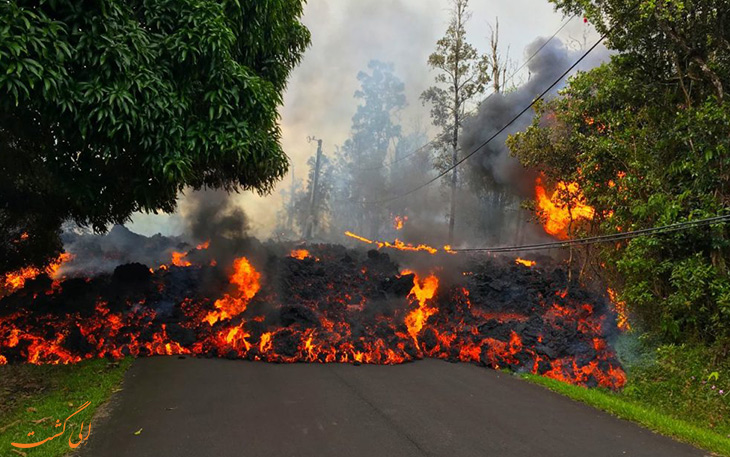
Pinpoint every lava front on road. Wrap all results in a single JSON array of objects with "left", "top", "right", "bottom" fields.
[{"left": 0, "top": 242, "right": 625, "bottom": 389}]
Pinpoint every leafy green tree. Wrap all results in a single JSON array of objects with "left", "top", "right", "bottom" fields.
[
  {"left": 421, "top": 0, "right": 489, "bottom": 244},
  {"left": 0, "top": 1, "right": 310, "bottom": 274},
  {"left": 508, "top": 0, "right": 730, "bottom": 346}
]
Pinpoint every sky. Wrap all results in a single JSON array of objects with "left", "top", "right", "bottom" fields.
[{"left": 129, "top": 0, "right": 598, "bottom": 238}]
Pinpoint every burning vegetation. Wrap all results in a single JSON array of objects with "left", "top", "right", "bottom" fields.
[{"left": 0, "top": 240, "right": 627, "bottom": 390}]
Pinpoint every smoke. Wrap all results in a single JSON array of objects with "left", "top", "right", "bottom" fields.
[
  {"left": 452, "top": 37, "right": 611, "bottom": 246},
  {"left": 461, "top": 37, "right": 610, "bottom": 197}
]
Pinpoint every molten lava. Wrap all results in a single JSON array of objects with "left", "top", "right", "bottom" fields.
[
  {"left": 171, "top": 251, "right": 192, "bottom": 267},
  {"left": 535, "top": 177, "right": 595, "bottom": 239},
  {"left": 1, "top": 253, "right": 73, "bottom": 296},
  {"left": 403, "top": 271, "right": 439, "bottom": 347},
  {"left": 515, "top": 258, "right": 536, "bottom": 267},
  {"left": 0, "top": 246, "right": 626, "bottom": 390},
  {"left": 290, "top": 249, "right": 311, "bottom": 260},
  {"left": 203, "top": 257, "right": 261, "bottom": 326}
]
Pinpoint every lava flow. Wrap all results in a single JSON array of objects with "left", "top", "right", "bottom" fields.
[{"left": 0, "top": 243, "right": 626, "bottom": 390}]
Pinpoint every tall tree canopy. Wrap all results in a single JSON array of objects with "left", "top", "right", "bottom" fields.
[
  {"left": 0, "top": 0, "right": 310, "bottom": 274},
  {"left": 508, "top": 0, "right": 730, "bottom": 345},
  {"left": 333, "top": 60, "right": 406, "bottom": 238},
  {"left": 421, "top": 0, "right": 489, "bottom": 244}
]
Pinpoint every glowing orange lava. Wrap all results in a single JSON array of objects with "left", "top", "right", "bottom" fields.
[
  {"left": 290, "top": 249, "right": 311, "bottom": 260},
  {"left": 203, "top": 257, "right": 261, "bottom": 325},
  {"left": 2, "top": 253, "right": 73, "bottom": 295},
  {"left": 535, "top": 177, "right": 595, "bottom": 239},
  {"left": 402, "top": 270, "right": 439, "bottom": 347},
  {"left": 171, "top": 251, "right": 192, "bottom": 267},
  {"left": 515, "top": 258, "right": 536, "bottom": 267}
]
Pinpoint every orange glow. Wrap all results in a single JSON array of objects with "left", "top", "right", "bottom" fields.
[
  {"left": 203, "top": 257, "right": 261, "bottom": 325},
  {"left": 515, "top": 258, "right": 536, "bottom": 267},
  {"left": 290, "top": 249, "right": 310, "bottom": 260},
  {"left": 607, "top": 288, "right": 631, "bottom": 331},
  {"left": 196, "top": 240, "right": 211, "bottom": 250},
  {"left": 393, "top": 216, "right": 407, "bottom": 230},
  {"left": 402, "top": 270, "right": 439, "bottom": 346},
  {"left": 535, "top": 176, "right": 595, "bottom": 239},
  {"left": 345, "top": 231, "right": 440, "bottom": 255},
  {"left": 171, "top": 251, "right": 192, "bottom": 267},
  {"left": 2, "top": 253, "right": 73, "bottom": 295}
]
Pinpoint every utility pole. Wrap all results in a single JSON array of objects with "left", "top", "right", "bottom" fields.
[{"left": 305, "top": 137, "right": 323, "bottom": 240}]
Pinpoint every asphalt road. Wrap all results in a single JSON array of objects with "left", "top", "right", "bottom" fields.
[{"left": 79, "top": 357, "right": 708, "bottom": 457}]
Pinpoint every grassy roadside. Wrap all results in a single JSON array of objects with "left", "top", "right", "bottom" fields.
[
  {"left": 522, "top": 341, "right": 730, "bottom": 456},
  {"left": 0, "top": 358, "right": 132, "bottom": 457}
]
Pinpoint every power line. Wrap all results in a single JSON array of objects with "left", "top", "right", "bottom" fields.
[
  {"left": 352, "top": 14, "right": 578, "bottom": 174},
  {"left": 360, "top": 22, "right": 609, "bottom": 205},
  {"left": 451, "top": 215, "right": 730, "bottom": 253}
]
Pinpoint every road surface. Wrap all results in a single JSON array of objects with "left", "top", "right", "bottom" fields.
[{"left": 79, "top": 357, "right": 708, "bottom": 457}]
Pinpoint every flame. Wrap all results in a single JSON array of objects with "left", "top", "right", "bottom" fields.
[
  {"left": 2, "top": 253, "right": 73, "bottom": 295},
  {"left": 607, "top": 288, "right": 631, "bottom": 331},
  {"left": 515, "top": 258, "right": 536, "bottom": 267},
  {"left": 535, "top": 177, "right": 595, "bottom": 239},
  {"left": 402, "top": 270, "right": 439, "bottom": 346},
  {"left": 290, "top": 249, "right": 310, "bottom": 260},
  {"left": 0, "top": 249, "right": 625, "bottom": 390},
  {"left": 393, "top": 216, "right": 407, "bottom": 230},
  {"left": 196, "top": 240, "right": 211, "bottom": 250},
  {"left": 345, "top": 231, "right": 441, "bottom": 255},
  {"left": 171, "top": 251, "right": 192, "bottom": 267},
  {"left": 203, "top": 257, "right": 261, "bottom": 325}
]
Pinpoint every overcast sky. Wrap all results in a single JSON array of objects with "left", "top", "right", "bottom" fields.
[{"left": 129, "top": 0, "right": 598, "bottom": 238}]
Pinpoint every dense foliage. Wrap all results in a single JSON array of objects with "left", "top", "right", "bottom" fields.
[
  {"left": 508, "top": 0, "right": 730, "bottom": 346},
  {"left": 0, "top": 0, "right": 310, "bottom": 274}
]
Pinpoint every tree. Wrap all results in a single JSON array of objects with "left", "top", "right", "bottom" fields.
[
  {"left": 421, "top": 0, "right": 489, "bottom": 244},
  {"left": 333, "top": 60, "right": 406, "bottom": 238},
  {"left": 0, "top": 1, "right": 310, "bottom": 274},
  {"left": 509, "top": 1, "right": 730, "bottom": 346},
  {"left": 487, "top": 18, "right": 512, "bottom": 94}
]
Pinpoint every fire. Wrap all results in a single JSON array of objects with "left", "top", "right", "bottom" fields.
[
  {"left": 534, "top": 177, "right": 595, "bottom": 239},
  {"left": 393, "top": 216, "right": 407, "bottom": 230},
  {"left": 1, "top": 252, "right": 73, "bottom": 295},
  {"left": 203, "top": 257, "right": 261, "bottom": 325},
  {"left": 402, "top": 271, "right": 440, "bottom": 346},
  {"left": 290, "top": 249, "right": 310, "bottom": 260},
  {"left": 196, "top": 240, "right": 211, "bottom": 250},
  {"left": 515, "top": 258, "right": 536, "bottom": 267},
  {"left": 345, "top": 231, "right": 441, "bottom": 255},
  {"left": 607, "top": 288, "right": 631, "bottom": 331},
  {"left": 0, "top": 246, "right": 625, "bottom": 390},
  {"left": 171, "top": 251, "right": 192, "bottom": 267}
]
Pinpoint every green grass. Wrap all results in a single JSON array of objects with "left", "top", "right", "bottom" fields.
[
  {"left": 0, "top": 358, "right": 132, "bottom": 457},
  {"left": 522, "top": 341, "right": 730, "bottom": 456}
]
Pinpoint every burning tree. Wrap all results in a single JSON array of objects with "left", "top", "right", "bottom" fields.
[
  {"left": 0, "top": 1, "right": 310, "bottom": 276},
  {"left": 509, "top": 1, "right": 730, "bottom": 346}
]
